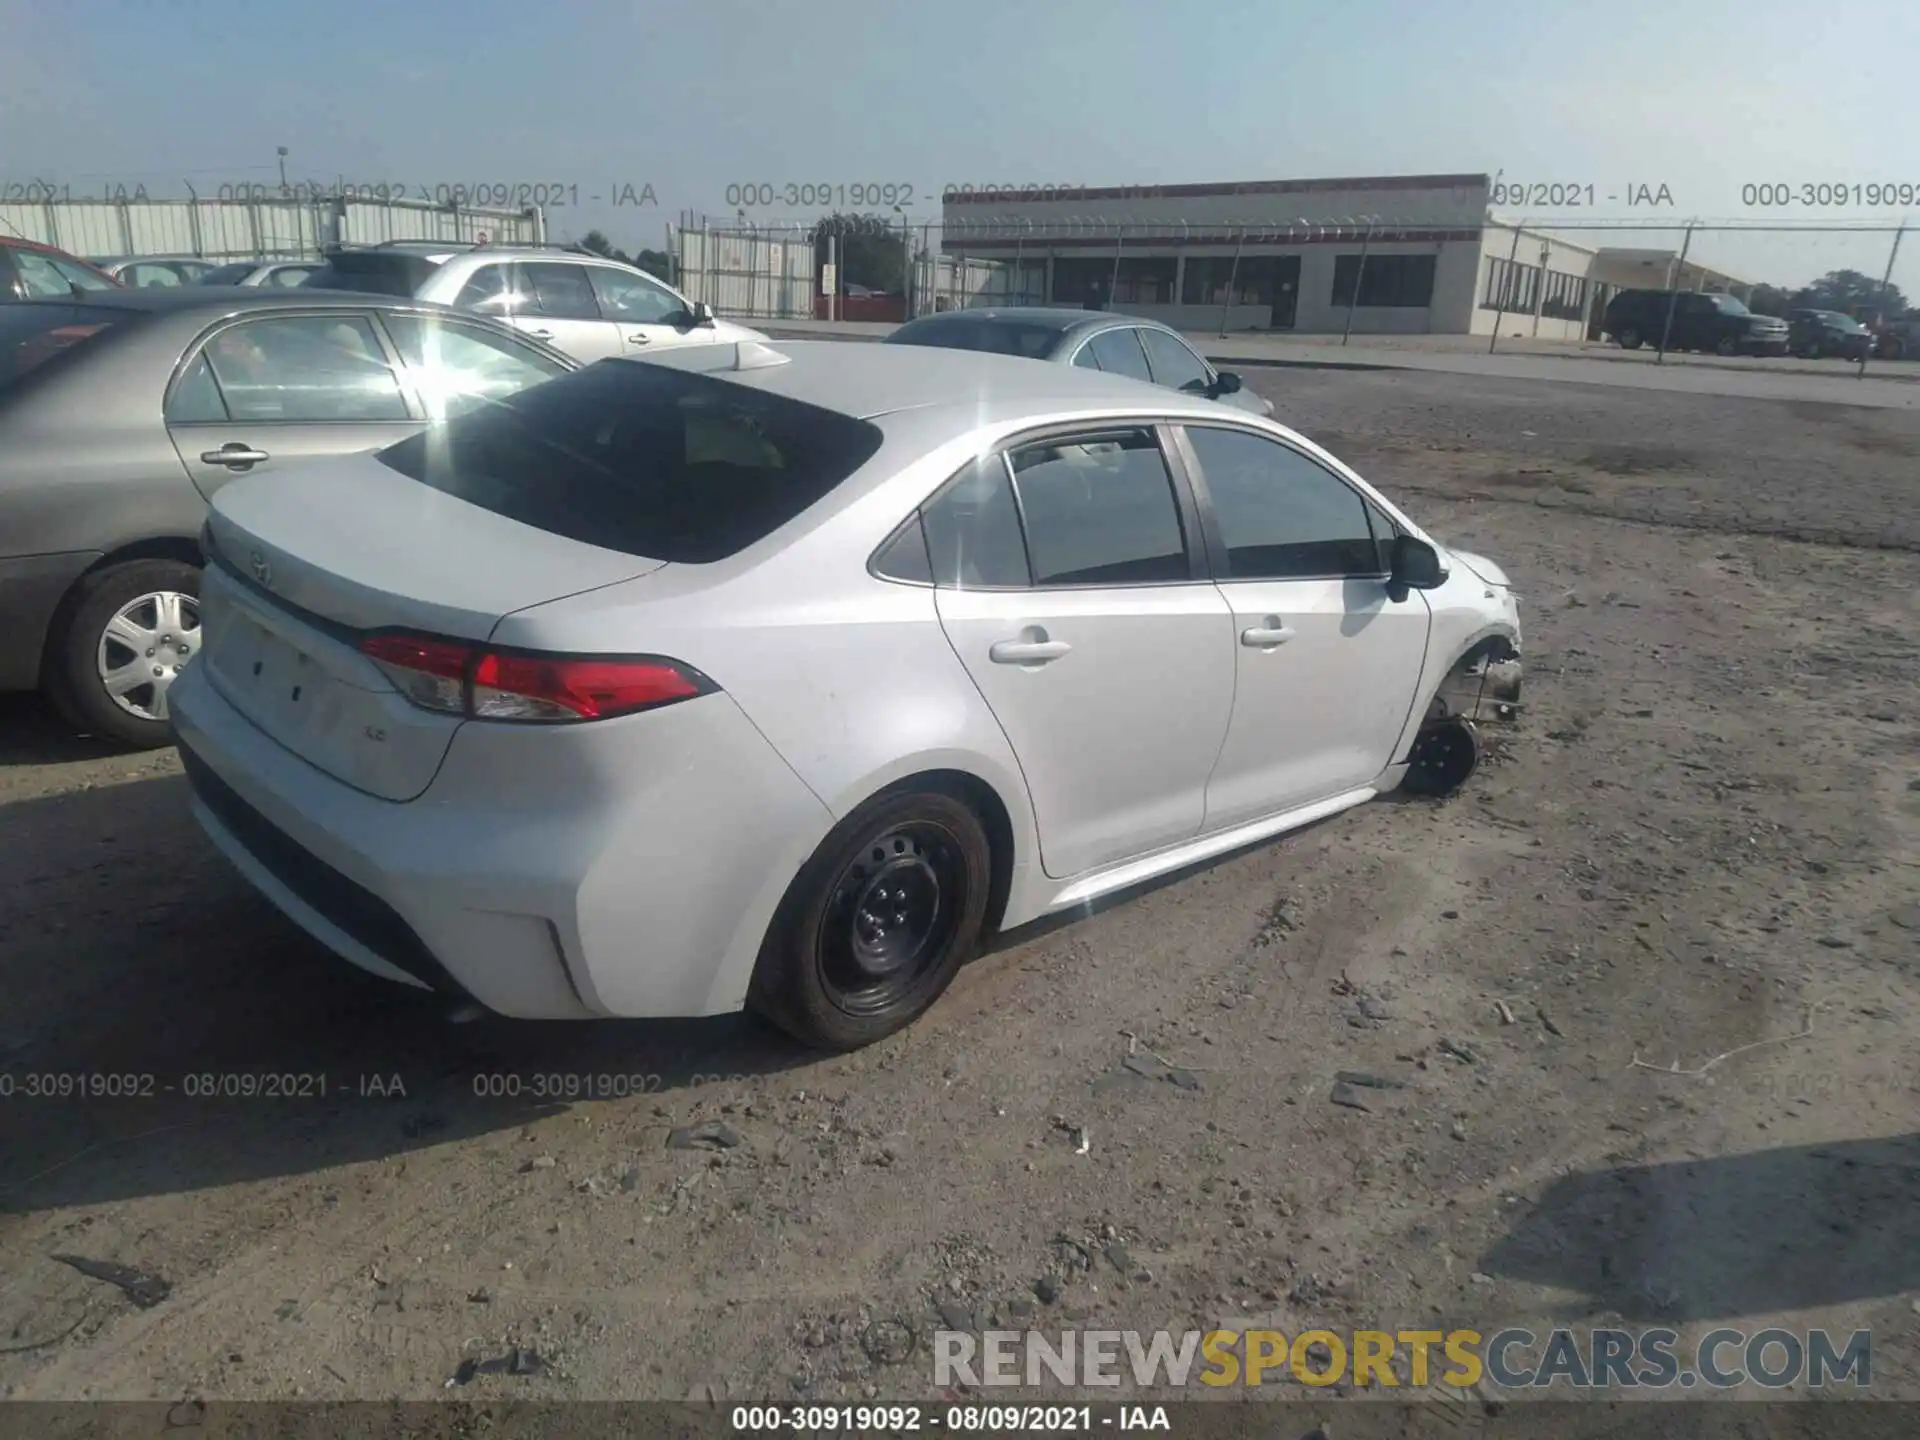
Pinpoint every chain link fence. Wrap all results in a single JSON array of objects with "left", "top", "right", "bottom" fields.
[
  {"left": 0, "top": 192, "right": 544, "bottom": 262},
  {"left": 669, "top": 211, "right": 1916, "bottom": 374}
]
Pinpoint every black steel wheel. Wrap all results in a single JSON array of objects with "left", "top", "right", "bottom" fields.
[
  {"left": 749, "top": 788, "right": 992, "bottom": 1050},
  {"left": 1401, "top": 717, "right": 1483, "bottom": 798}
]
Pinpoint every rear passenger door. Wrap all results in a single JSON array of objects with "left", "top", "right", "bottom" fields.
[
  {"left": 924, "top": 427, "right": 1236, "bottom": 879},
  {"left": 453, "top": 260, "right": 621, "bottom": 362},
  {"left": 166, "top": 312, "right": 422, "bottom": 502}
]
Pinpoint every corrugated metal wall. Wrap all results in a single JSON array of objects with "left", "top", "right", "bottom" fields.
[
  {"left": 0, "top": 195, "right": 543, "bottom": 260},
  {"left": 672, "top": 225, "right": 813, "bottom": 319}
]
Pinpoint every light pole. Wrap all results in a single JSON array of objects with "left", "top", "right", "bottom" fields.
[{"left": 276, "top": 146, "right": 289, "bottom": 191}]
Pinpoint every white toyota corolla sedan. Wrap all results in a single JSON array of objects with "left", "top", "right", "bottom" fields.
[{"left": 169, "top": 340, "right": 1521, "bottom": 1051}]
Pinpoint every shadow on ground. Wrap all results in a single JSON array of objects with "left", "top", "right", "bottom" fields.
[
  {"left": 1480, "top": 1134, "right": 1920, "bottom": 1322},
  {"left": 0, "top": 767, "right": 818, "bottom": 1217}
]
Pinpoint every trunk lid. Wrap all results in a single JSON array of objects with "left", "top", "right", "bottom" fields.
[{"left": 201, "top": 451, "right": 665, "bottom": 800}]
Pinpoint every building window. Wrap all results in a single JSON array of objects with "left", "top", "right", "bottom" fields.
[
  {"left": 1180, "top": 255, "right": 1283, "bottom": 307},
  {"left": 1539, "top": 268, "right": 1587, "bottom": 321},
  {"left": 1330, "top": 253, "right": 1436, "bottom": 308},
  {"left": 1049, "top": 256, "right": 1178, "bottom": 307},
  {"left": 1482, "top": 257, "right": 1541, "bottom": 312}
]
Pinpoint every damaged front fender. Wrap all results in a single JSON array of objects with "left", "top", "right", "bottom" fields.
[{"left": 1432, "top": 634, "right": 1523, "bottom": 726}]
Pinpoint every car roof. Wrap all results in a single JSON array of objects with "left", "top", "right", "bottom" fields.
[
  {"left": 18, "top": 287, "right": 485, "bottom": 318},
  {"left": 624, "top": 339, "right": 1232, "bottom": 426},
  {"left": 898, "top": 306, "right": 1162, "bottom": 334}
]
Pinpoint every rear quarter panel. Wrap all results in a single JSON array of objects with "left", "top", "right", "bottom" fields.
[{"left": 0, "top": 327, "right": 206, "bottom": 558}]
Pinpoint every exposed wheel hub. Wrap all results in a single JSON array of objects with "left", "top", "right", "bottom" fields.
[{"left": 849, "top": 856, "right": 940, "bottom": 977}]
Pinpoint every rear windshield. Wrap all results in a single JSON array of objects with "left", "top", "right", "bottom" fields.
[
  {"left": 302, "top": 251, "right": 442, "bottom": 297},
  {"left": 375, "top": 360, "right": 885, "bottom": 563},
  {"left": 0, "top": 304, "right": 127, "bottom": 390},
  {"left": 887, "top": 317, "right": 1069, "bottom": 359}
]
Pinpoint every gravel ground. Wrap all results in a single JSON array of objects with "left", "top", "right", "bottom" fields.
[{"left": 1, "top": 367, "right": 1917, "bottom": 1412}]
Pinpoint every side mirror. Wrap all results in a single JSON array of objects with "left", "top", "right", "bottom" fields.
[
  {"left": 1210, "top": 371, "right": 1243, "bottom": 396},
  {"left": 1385, "top": 534, "right": 1446, "bottom": 603},
  {"left": 688, "top": 300, "right": 715, "bottom": 327}
]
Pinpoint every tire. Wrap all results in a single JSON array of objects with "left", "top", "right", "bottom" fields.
[
  {"left": 44, "top": 558, "right": 202, "bottom": 750},
  {"left": 747, "top": 787, "right": 993, "bottom": 1051},
  {"left": 1617, "top": 327, "right": 1643, "bottom": 350},
  {"left": 1715, "top": 336, "right": 1739, "bottom": 357}
]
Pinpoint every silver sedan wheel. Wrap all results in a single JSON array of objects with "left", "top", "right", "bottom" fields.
[{"left": 97, "top": 589, "right": 201, "bottom": 722}]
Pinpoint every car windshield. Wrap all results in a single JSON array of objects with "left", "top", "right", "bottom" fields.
[
  {"left": 0, "top": 303, "right": 127, "bottom": 391},
  {"left": 1709, "top": 294, "right": 1751, "bottom": 315},
  {"left": 375, "top": 359, "right": 885, "bottom": 563},
  {"left": 886, "top": 317, "right": 1071, "bottom": 360},
  {"left": 196, "top": 262, "right": 259, "bottom": 285}
]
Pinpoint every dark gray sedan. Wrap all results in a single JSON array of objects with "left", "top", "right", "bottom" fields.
[
  {"left": 884, "top": 307, "right": 1273, "bottom": 418},
  {"left": 0, "top": 288, "right": 575, "bottom": 747}
]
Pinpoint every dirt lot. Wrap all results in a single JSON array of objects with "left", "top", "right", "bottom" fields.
[{"left": 2, "top": 367, "right": 1918, "bottom": 1412}]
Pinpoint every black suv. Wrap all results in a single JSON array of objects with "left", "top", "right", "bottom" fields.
[
  {"left": 1787, "top": 309, "right": 1872, "bottom": 360},
  {"left": 1602, "top": 290, "right": 1789, "bottom": 356}
]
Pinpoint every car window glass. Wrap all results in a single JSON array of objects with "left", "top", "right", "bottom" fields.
[
  {"left": 14, "top": 251, "right": 83, "bottom": 298},
  {"left": 52, "top": 257, "right": 115, "bottom": 292},
  {"left": 1363, "top": 498, "right": 1399, "bottom": 572},
  {"left": 1011, "top": 430, "right": 1188, "bottom": 586},
  {"left": 922, "top": 454, "right": 1030, "bottom": 588},
  {"left": 131, "top": 264, "right": 183, "bottom": 289},
  {"left": 166, "top": 352, "right": 229, "bottom": 423},
  {"left": 523, "top": 262, "right": 601, "bottom": 321},
  {"left": 1085, "top": 328, "right": 1151, "bottom": 382},
  {"left": 454, "top": 263, "right": 518, "bottom": 314},
  {"left": 588, "top": 267, "right": 684, "bottom": 323},
  {"left": 382, "top": 313, "right": 569, "bottom": 420},
  {"left": 200, "top": 315, "right": 410, "bottom": 423},
  {"left": 872, "top": 512, "right": 934, "bottom": 584},
  {"left": 375, "top": 360, "right": 884, "bottom": 564},
  {"left": 271, "top": 266, "right": 320, "bottom": 288},
  {"left": 1138, "top": 327, "right": 1211, "bottom": 392},
  {"left": 1071, "top": 343, "right": 1102, "bottom": 370},
  {"left": 1185, "top": 426, "right": 1381, "bottom": 579}
]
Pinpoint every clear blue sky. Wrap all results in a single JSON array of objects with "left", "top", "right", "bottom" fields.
[{"left": 5, "top": 0, "right": 1917, "bottom": 294}]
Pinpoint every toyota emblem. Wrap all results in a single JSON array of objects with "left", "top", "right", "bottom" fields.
[{"left": 249, "top": 549, "right": 273, "bottom": 587}]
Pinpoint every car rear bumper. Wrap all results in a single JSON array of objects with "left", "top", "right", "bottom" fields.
[
  {"left": 169, "top": 662, "right": 834, "bottom": 1020},
  {"left": 0, "top": 550, "right": 98, "bottom": 691}
]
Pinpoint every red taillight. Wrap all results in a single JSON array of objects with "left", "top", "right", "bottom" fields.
[{"left": 357, "top": 631, "right": 709, "bottom": 723}]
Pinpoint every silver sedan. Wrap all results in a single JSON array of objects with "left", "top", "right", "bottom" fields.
[
  {"left": 0, "top": 289, "right": 574, "bottom": 747},
  {"left": 885, "top": 307, "right": 1274, "bottom": 417}
]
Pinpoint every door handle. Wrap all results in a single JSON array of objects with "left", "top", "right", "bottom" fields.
[
  {"left": 1241, "top": 619, "right": 1296, "bottom": 648},
  {"left": 626, "top": 333, "right": 651, "bottom": 345},
  {"left": 527, "top": 329, "right": 554, "bottom": 341},
  {"left": 989, "top": 639, "right": 1071, "bottom": 665},
  {"left": 201, "top": 444, "right": 270, "bottom": 468}
]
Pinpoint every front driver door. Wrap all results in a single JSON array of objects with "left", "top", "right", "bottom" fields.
[
  {"left": 927, "top": 428, "right": 1236, "bottom": 880},
  {"left": 587, "top": 266, "right": 713, "bottom": 355},
  {"left": 1176, "top": 423, "right": 1431, "bottom": 831},
  {"left": 167, "top": 311, "right": 421, "bottom": 502}
]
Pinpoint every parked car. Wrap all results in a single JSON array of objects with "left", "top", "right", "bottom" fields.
[
  {"left": 90, "top": 255, "right": 221, "bottom": 288},
  {"left": 1601, "top": 289, "right": 1789, "bottom": 356},
  {"left": 300, "top": 240, "right": 768, "bottom": 363},
  {"left": 195, "top": 259, "right": 328, "bottom": 289},
  {"left": 885, "top": 308, "right": 1274, "bottom": 417},
  {"left": 0, "top": 288, "right": 575, "bottom": 747},
  {"left": 169, "top": 339, "right": 1521, "bottom": 1050},
  {"left": 1787, "top": 309, "right": 1874, "bottom": 361},
  {"left": 0, "top": 237, "right": 121, "bottom": 301}
]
